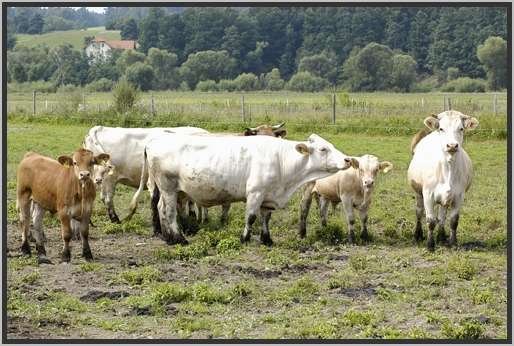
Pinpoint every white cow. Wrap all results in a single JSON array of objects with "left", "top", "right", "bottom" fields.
[
  {"left": 299, "top": 155, "right": 393, "bottom": 243},
  {"left": 407, "top": 110, "right": 478, "bottom": 250},
  {"left": 83, "top": 126, "right": 209, "bottom": 223},
  {"left": 128, "top": 133, "right": 352, "bottom": 245}
]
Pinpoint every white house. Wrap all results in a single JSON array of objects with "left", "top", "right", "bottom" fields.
[{"left": 85, "top": 37, "right": 137, "bottom": 62}]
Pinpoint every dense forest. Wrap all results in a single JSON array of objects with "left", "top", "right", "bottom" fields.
[{"left": 6, "top": 6, "right": 508, "bottom": 92}]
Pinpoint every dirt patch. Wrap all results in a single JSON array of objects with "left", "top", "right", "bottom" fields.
[
  {"left": 234, "top": 265, "right": 283, "bottom": 279},
  {"left": 80, "top": 290, "right": 131, "bottom": 302},
  {"left": 338, "top": 285, "right": 377, "bottom": 298}
]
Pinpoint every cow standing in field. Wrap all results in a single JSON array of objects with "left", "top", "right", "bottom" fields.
[
  {"left": 83, "top": 123, "right": 287, "bottom": 224},
  {"left": 299, "top": 155, "right": 393, "bottom": 243},
  {"left": 408, "top": 110, "right": 478, "bottom": 250},
  {"left": 128, "top": 133, "right": 352, "bottom": 245},
  {"left": 16, "top": 149, "right": 110, "bottom": 263}
]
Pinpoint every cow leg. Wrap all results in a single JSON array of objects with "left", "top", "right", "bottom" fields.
[
  {"left": 423, "top": 190, "right": 436, "bottom": 251},
  {"left": 241, "top": 193, "right": 263, "bottom": 243},
  {"left": 220, "top": 203, "right": 230, "bottom": 225},
  {"left": 436, "top": 205, "right": 448, "bottom": 243},
  {"left": 161, "top": 188, "right": 188, "bottom": 245},
  {"left": 260, "top": 208, "right": 273, "bottom": 246},
  {"left": 341, "top": 197, "right": 356, "bottom": 244},
  {"left": 31, "top": 202, "right": 51, "bottom": 264},
  {"left": 359, "top": 207, "right": 370, "bottom": 242},
  {"left": 448, "top": 197, "right": 463, "bottom": 247},
  {"left": 71, "top": 219, "right": 81, "bottom": 241},
  {"left": 299, "top": 182, "right": 314, "bottom": 238},
  {"left": 414, "top": 192, "right": 425, "bottom": 242},
  {"left": 151, "top": 184, "right": 162, "bottom": 237},
  {"left": 17, "top": 193, "right": 32, "bottom": 256},
  {"left": 331, "top": 201, "right": 338, "bottom": 215},
  {"left": 79, "top": 215, "right": 93, "bottom": 261},
  {"left": 319, "top": 196, "right": 329, "bottom": 227},
  {"left": 102, "top": 178, "right": 120, "bottom": 223},
  {"left": 58, "top": 212, "right": 72, "bottom": 262}
]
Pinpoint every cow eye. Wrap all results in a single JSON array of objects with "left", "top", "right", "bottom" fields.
[
  {"left": 319, "top": 147, "right": 327, "bottom": 152},
  {"left": 439, "top": 128, "right": 444, "bottom": 132},
  {"left": 459, "top": 127, "right": 464, "bottom": 131},
  {"left": 73, "top": 161, "right": 77, "bottom": 166}
]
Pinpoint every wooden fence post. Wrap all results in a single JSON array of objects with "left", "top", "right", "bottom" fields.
[
  {"left": 32, "top": 90, "right": 36, "bottom": 115},
  {"left": 241, "top": 95, "right": 245, "bottom": 122},
  {"left": 493, "top": 93, "right": 498, "bottom": 115},
  {"left": 443, "top": 95, "right": 446, "bottom": 111},
  {"left": 82, "top": 93, "right": 86, "bottom": 110},
  {"left": 447, "top": 97, "right": 452, "bottom": 110},
  {"left": 332, "top": 93, "right": 336, "bottom": 124},
  {"left": 151, "top": 93, "right": 155, "bottom": 116}
]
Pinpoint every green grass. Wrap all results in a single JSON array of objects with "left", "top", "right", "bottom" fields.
[
  {"left": 5, "top": 117, "right": 507, "bottom": 339},
  {"left": 15, "top": 26, "right": 121, "bottom": 50}
]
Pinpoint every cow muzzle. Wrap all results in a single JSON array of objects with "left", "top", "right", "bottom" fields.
[
  {"left": 446, "top": 143, "right": 459, "bottom": 154},
  {"left": 79, "top": 171, "right": 91, "bottom": 180}
]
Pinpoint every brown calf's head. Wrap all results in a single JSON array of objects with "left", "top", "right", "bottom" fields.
[
  {"left": 350, "top": 154, "right": 393, "bottom": 190},
  {"left": 58, "top": 149, "right": 110, "bottom": 183},
  {"left": 244, "top": 122, "right": 287, "bottom": 138}
]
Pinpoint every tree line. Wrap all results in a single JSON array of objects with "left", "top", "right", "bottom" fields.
[{"left": 7, "top": 6, "right": 508, "bottom": 92}]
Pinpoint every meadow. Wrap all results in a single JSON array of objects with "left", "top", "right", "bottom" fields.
[
  {"left": 14, "top": 27, "right": 121, "bottom": 50},
  {"left": 5, "top": 95, "right": 508, "bottom": 339}
]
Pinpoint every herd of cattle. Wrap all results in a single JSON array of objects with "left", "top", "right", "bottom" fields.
[{"left": 15, "top": 110, "right": 479, "bottom": 264}]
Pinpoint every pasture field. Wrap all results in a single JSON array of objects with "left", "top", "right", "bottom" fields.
[
  {"left": 5, "top": 116, "right": 508, "bottom": 339},
  {"left": 14, "top": 27, "right": 121, "bottom": 50},
  {"left": 6, "top": 91, "right": 508, "bottom": 134}
]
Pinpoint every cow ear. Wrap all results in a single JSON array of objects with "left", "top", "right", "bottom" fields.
[
  {"left": 379, "top": 161, "right": 393, "bottom": 173},
  {"left": 350, "top": 158, "right": 359, "bottom": 169},
  {"left": 423, "top": 117, "right": 439, "bottom": 131},
  {"left": 94, "top": 153, "right": 110, "bottom": 164},
  {"left": 463, "top": 117, "right": 479, "bottom": 130},
  {"left": 58, "top": 156, "right": 73, "bottom": 166},
  {"left": 295, "top": 143, "right": 310, "bottom": 156},
  {"left": 273, "top": 129, "right": 287, "bottom": 138},
  {"left": 244, "top": 128, "right": 257, "bottom": 136}
]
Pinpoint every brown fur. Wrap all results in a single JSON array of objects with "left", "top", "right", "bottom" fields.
[
  {"left": 16, "top": 149, "right": 108, "bottom": 262},
  {"left": 243, "top": 123, "right": 287, "bottom": 138},
  {"left": 410, "top": 128, "right": 430, "bottom": 154}
]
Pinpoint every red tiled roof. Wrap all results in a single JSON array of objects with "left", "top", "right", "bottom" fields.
[{"left": 93, "top": 38, "right": 136, "bottom": 50}]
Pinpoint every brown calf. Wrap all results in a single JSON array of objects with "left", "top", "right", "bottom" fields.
[
  {"left": 243, "top": 122, "right": 287, "bottom": 138},
  {"left": 16, "top": 149, "right": 109, "bottom": 264}
]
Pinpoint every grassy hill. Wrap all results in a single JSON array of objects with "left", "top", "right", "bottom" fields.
[{"left": 15, "top": 26, "right": 121, "bottom": 50}]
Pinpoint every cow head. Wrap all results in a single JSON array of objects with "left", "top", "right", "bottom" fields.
[
  {"left": 244, "top": 122, "right": 287, "bottom": 138},
  {"left": 295, "top": 134, "right": 352, "bottom": 173},
  {"left": 350, "top": 155, "right": 393, "bottom": 191},
  {"left": 58, "top": 149, "right": 110, "bottom": 185},
  {"left": 93, "top": 159, "right": 115, "bottom": 186},
  {"left": 424, "top": 111, "right": 479, "bottom": 155}
]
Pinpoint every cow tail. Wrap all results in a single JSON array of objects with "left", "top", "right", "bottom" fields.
[{"left": 125, "top": 148, "right": 149, "bottom": 221}]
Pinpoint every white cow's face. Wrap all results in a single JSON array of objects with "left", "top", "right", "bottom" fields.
[
  {"left": 295, "top": 134, "right": 351, "bottom": 173},
  {"left": 351, "top": 155, "right": 393, "bottom": 191},
  {"left": 93, "top": 160, "right": 115, "bottom": 187},
  {"left": 424, "top": 111, "right": 479, "bottom": 156}
]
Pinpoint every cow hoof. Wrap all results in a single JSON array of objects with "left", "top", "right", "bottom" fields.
[
  {"left": 109, "top": 213, "right": 121, "bottom": 224},
  {"left": 82, "top": 249, "right": 94, "bottom": 261},
  {"left": 260, "top": 235, "right": 273, "bottom": 247},
  {"left": 298, "top": 227, "right": 307, "bottom": 239},
  {"left": 448, "top": 237, "right": 457, "bottom": 248},
  {"left": 426, "top": 237, "right": 435, "bottom": 252},
  {"left": 20, "top": 242, "right": 31, "bottom": 256},
  {"left": 37, "top": 256, "right": 53, "bottom": 265},
  {"left": 167, "top": 234, "right": 188, "bottom": 246},
  {"left": 61, "top": 250, "right": 71, "bottom": 263},
  {"left": 436, "top": 230, "right": 447, "bottom": 244},
  {"left": 240, "top": 232, "right": 251, "bottom": 243},
  {"left": 360, "top": 231, "right": 370, "bottom": 242}
]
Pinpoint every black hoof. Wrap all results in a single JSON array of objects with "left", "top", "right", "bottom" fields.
[
  {"left": 260, "top": 234, "right": 273, "bottom": 247},
  {"left": 38, "top": 256, "right": 53, "bottom": 265},
  {"left": 360, "top": 231, "right": 370, "bottom": 242},
  {"left": 20, "top": 242, "right": 31, "bottom": 256},
  {"left": 109, "top": 213, "right": 121, "bottom": 224},
  {"left": 82, "top": 248, "right": 93, "bottom": 261},
  {"left": 448, "top": 237, "right": 457, "bottom": 248},
  {"left": 166, "top": 233, "right": 189, "bottom": 245},
  {"left": 61, "top": 248, "right": 71, "bottom": 263},
  {"left": 298, "top": 226, "right": 306, "bottom": 239},
  {"left": 426, "top": 237, "right": 435, "bottom": 252},
  {"left": 240, "top": 232, "right": 251, "bottom": 243}
]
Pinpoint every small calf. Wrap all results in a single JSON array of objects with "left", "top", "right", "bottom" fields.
[
  {"left": 16, "top": 149, "right": 109, "bottom": 264},
  {"left": 299, "top": 155, "right": 393, "bottom": 243}
]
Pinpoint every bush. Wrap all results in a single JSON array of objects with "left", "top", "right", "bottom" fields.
[
  {"left": 7, "top": 81, "right": 56, "bottom": 93},
  {"left": 196, "top": 80, "right": 218, "bottom": 92},
  {"left": 233, "top": 73, "right": 259, "bottom": 91},
  {"left": 112, "top": 77, "right": 139, "bottom": 113},
  {"left": 447, "top": 67, "right": 460, "bottom": 81},
  {"left": 86, "top": 78, "right": 114, "bottom": 92},
  {"left": 441, "top": 77, "right": 486, "bottom": 92},
  {"left": 412, "top": 75, "right": 440, "bottom": 92},
  {"left": 263, "top": 68, "right": 285, "bottom": 91},
  {"left": 287, "top": 71, "right": 329, "bottom": 92},
  {"left": 218, "top": 79, "right": 237, "bottom": 92},
  {"left": 125, "top": 62, "right": 155, "bottom": 91}
]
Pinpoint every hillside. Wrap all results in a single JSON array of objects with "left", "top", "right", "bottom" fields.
[{"left": 15, "top": 26, "right": 121, "bottom": 50}]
